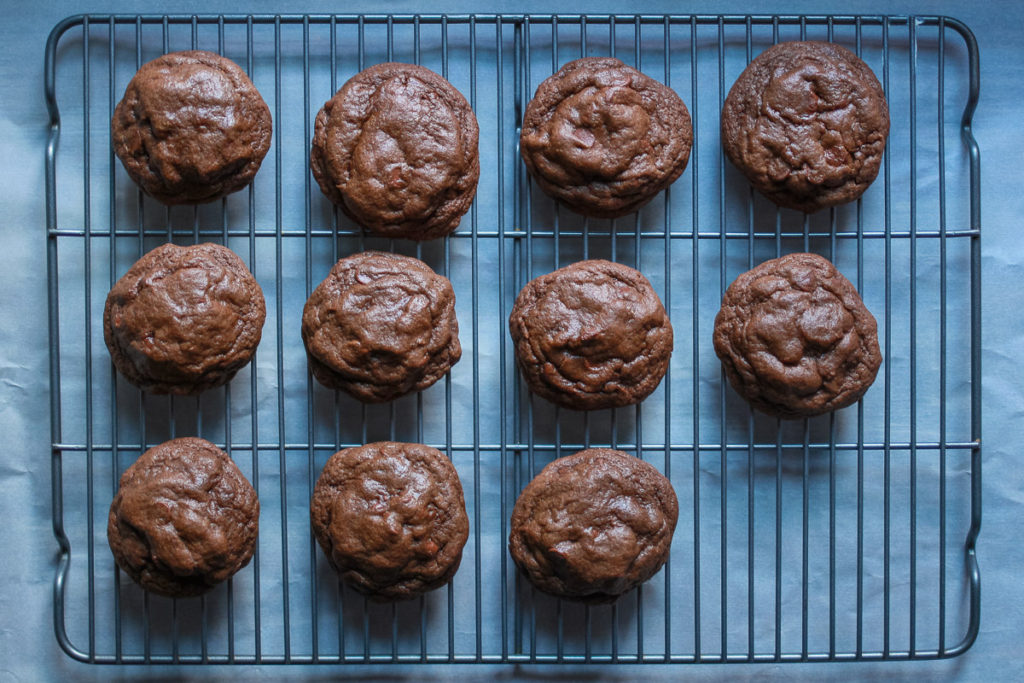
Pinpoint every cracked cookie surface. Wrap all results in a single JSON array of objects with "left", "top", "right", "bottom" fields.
[
  {"left": 713, "top": 252, "right": 882, "bottom": 418},
  {"left": 509, "top": 449, "right": 678, "bottom": 603},
  {"left": 721, "top": 41, "right": 889, "bottom": 213},
  {"left": 104, "top": 242, "right": 266, "bottom": 395},
  {"left": 520, "top": 57, "right": 692, "bottom": 218},
  {"left": 310, "top": 62, "right": 479, "bottom": 240},
  {"left": 112, "top": 50, "right": 272, "bottom": 204},
  {"left": 509, "top": 259, "right": 672, "bottom": 410},
  {"left": 302, "top": 251, "right": 461, "bottom": 403},
  {"left": 310, "top": 442, "right": 469, "bottom": 601},
  {"left": 107, "top": 437, "right": 259, "bottom": 598}
]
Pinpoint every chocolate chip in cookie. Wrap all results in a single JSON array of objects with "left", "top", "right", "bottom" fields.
[
  {"left": 311, "top": 63, "right": 480, "bottom": 241},
  {"left": 721, "top": 41, "right": 889, "bottom": 213},
  {"left": 712, "top": 252, "right": 882, "bottom": 418},
  {"left": 520, "top": 57, "right": 692, "bottom": 218},
  {"left": 509, "top": 449, "right": 678, "bottom": 603},
  {"left": 310, "top": 441, "right": 469, "bottom": 601},
  {"left": 509, "top": 259, "right": 673, "bottom": 410},
  {"left": 112, "top": 50, "right": 272, "bottom": 205},
  {"left": 107, "top": 437, "right": 259, "bottom": 598}
]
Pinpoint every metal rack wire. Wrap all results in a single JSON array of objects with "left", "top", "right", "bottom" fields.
[{"left": 45, "top": 13, "right": 981, "bottom": 665}]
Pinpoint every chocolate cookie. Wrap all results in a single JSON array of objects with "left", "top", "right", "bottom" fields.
[
  {"left": 310, "top": 62, "right": 480, "bottom": 240},
  {"left": 310, "top": 442, "right": 469, "bottom": 600},
  {"left": 712, "top": 252, "right": 882, "bottom": 418},
  {"left": 301, "top": 251, "right": 461, "bottom": 402},
  {"left": 112, "top": 50, "right": 272, "bottom": 204},
  {"left": 104, "top": 242, "right": 266, "bottom": 395},
  {"left": 107, "top": 437, "right": 259, "bottom": 598},
  {"left": 520, "top": 57, "right": 692, "bottom": 218},
  {"left": 721, "top": 41, "right": 889, "bottom": 213},
  {"left": 509, "top": 449, "right": 678, "bottom": 603},
  {"left": 509, "top": 259, "right": 672, "bottom": 410}
]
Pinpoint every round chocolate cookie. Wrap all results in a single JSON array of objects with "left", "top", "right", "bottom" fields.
[
  {"left": 721, "top": 41, "right": 889, "bottom": 213},
  {"left": 509, "top": 449, "right": 678, "bottom": 603},
  {"left": 301, "top": 251, "right": 461, "bottom": 402},
  {"left": 107, "top": 437, "right": 259, "bottom": 598},
  {"left": 104, "top": 242, "right": 266, "bottom": 395},
  {"left": 310, "top": 441, "right": 469, "bottom": 600},
  {"left": 520, "top": 57, "right": 692, "bottom": 218},
  {"left": 310, "top": 62, "right": 480, "bottom": 240},
  {"left": 112, "top": 50, "right": 272, "bottom": 204},
  {"left": 508, "top": 259, "right": 672, "bottom": 410},
  {"left": 712, "top": 252, "right": 882, "bottom": 418}
]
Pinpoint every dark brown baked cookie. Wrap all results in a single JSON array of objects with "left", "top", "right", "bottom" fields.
[
  {"left": 112, "top": 50, "right": 272, "bottom": 204},
  {"left": 721, "top": 41, "right": 889, "bottom": 213},
  {"left": 301, "top": 251, "right": 461, "bottom": 402},
  {"left": 104, "top": 242, "right": 266, "bottom": 395},
  {"left": 712, "top": 252, "right": 882, "bottom": 418},
  {"left": 508, "top": 259, "right": 672, "bottom": 410},
  {"left": 310, "top": 441, "right": 469, "bottom": 600},
  {"left": 310, "top": 62, "right": 480, "bottom": 240},
  {"left": 107, "top": 437, "right": 259, "bottom": 598},
  {"left": 520, "top": 57, "right": 692, "bottom": 218},
  {"left": 509, "top": 449, "right": 678, "bottom": 603}
]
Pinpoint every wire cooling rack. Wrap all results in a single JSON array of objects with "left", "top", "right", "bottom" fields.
[{"left": 45, "top": 13, "right": 981, "bottom": 665}]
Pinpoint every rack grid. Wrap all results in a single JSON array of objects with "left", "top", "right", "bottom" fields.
[{"left": 45, "top": 13, "right": 981, "bottom": 665}]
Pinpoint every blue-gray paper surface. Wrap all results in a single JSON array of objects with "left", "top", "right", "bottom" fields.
[{"left": 1, "top": 1, "right": 1021, "bottom": 681}]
